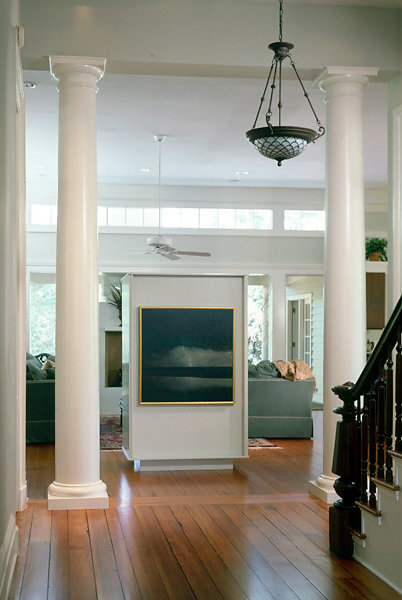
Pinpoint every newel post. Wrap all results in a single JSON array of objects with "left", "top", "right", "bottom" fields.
[{"left": 329, "top": 382, "right": 361, "bottom": 557}]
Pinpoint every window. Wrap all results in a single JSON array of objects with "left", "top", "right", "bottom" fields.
[
  {"left": 284, "top": 209, "right": 324, "bottom": 231},
  {"left": 248, "top": 277, "right": 269, "bottom": 364},
  {"left": 29, "top": 204, "right": 274, "bottom": 232},
  {"left": 30, "top": 281, "right": 56, "bottom": 354}
]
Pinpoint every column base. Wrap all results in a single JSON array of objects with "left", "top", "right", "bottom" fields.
[
  {"left": 308, "top": 475, "right": 339, "bottom": 504},
  {"left": 17, "top": 482, "right": 28, "bottom": 512},
  {"left": 48, "top": 480, "right": 109, "bottom": 510}
]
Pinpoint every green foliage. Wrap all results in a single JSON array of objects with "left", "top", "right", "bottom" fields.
[
  {"left": 248, "top": 285, "right": 268, "bottom": 364},
  {"left": 30, "top": 283, "right": 56, "bottom": 354},
  {"left": 365, "top": 237, "right": 388, "bottom": 261},
  {"left": 107, "top": 284, "right": 122, "bottom": 310}
]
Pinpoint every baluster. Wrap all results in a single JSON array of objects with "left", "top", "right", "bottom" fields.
[
  {"left": 385, "top": 352, "right": 394, "bottom": 482},
  {"left": 368, "top": 388, "right": 377, "bottom": 508},
  {"left": 360, "top": 393, "right": 369, "bottom": 503},
  {"left": 396, "top": 325, "right": 402, "bottom": 453},
  {"left": 376, "top": 372, "right": 386, "bottom": 479}
]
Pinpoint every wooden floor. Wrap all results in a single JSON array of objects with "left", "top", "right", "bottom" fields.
[{"left": 9, "top": 412, "right": 400, "bottom": 600}]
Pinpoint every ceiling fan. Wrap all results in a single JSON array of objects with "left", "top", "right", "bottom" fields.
[{"left": 134, "top": 136, "right": 211, "bottom": 261}]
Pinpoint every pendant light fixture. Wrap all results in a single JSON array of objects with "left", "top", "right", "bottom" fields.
[{"left": 246, "top": 0, "right": 325, "bottom": 166}]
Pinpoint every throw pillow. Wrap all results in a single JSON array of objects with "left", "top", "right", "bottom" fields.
[
  {"left": 27, "top": 361, "right": 46, "bottom": 380},
  {"left": 41, "top": 358, "right": 56, "bottom": 380}
]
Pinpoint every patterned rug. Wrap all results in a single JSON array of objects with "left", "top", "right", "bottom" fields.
[
  {"left": 248, "top": 438, "right": 281, "bottom": 448},
  {"left": 100, "top": 415, "right": 122, "bottom": 450}
]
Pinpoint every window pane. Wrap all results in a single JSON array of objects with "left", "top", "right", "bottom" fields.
[
  {"left": 253, "top": 209, "right": 273, "bottom": 230},
  {"left": 161, "top": 208, "right": 181, "bottom": 228},
  {"left": 181, "top": 208, "right": 199, "bottom": 228},
  {"left": 31, "top": 204, "right": 51, "bottom": 225},
  {"left": 126, "top": 207, "right": 143, "bottom": 226},
  {"left": 144, "top": 208, "right": 159, "bottom": 227},
  {"left": 30, "top": 283, "right": 56, "bottom": 354},
  {"left": 200, "top": 208, "right": 218, "bottom": 228},
  {"left": 236, "top": 209, "right": 253, "bottom": 229},
  {"left": 107, "top": 207, "right": 126, "bottom": 226},
  {"left": 218, "top": 209, "right": 236, "bottom": 229},
  {"left": 300, "top": 210, "right": 325, "bottom": 231},
  {"left": 50, "top": 205, "right": 58, "bottom": 225},
  {"left": 98, "top": 206, "right": 107, "bottom": 226},
  {"left": 284, "top": 210, "right": 302, "bottom": 230}
]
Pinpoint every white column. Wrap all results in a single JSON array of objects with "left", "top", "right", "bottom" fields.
[
  {"left": 48, "top": 56, "right": 108, "bottom": 510},
  {"left": 308, "top": 66, "right": 378, "bottom": 504}
]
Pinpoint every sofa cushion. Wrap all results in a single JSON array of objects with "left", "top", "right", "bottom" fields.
[
  {"left": 27, "top": 361, "right": 46, "bottom": 380},
  {"left": 248, "top": 360, "right": 280, "bottom": 378},
  {"left": 26, "top": 353, "right": 46, "bottom": 380}
]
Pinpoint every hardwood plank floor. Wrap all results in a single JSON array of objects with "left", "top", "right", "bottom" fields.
[{"left": 9, "top": 412, "right": 401, "bottom": 600}]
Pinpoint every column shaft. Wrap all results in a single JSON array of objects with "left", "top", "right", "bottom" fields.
[
  {"left": 309, "top": 67, "right": 378, "bottom": 503},
  {"left": 48, "top": 56, "right": 108, "bottom": 510}
]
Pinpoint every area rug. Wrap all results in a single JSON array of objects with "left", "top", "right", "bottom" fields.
[
  {"left": 100, "top": 415, "right": 122, "bottom": 450},
  {"left": 248, "top": 438, "right": 282, "bottom": 449}
]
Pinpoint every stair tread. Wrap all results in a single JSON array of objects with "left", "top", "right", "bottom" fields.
[
  {"left": 356, "top": 500, "right": 382, "bottom": 517},
  {"left": 348, "top": 527, "right": 367, "bottom": 540},
  {"left": 388, "top": 449, "right": 402, "bottom": 460},
  {"left": 371, "top": 476, "right": 400, "bottom": 492}
]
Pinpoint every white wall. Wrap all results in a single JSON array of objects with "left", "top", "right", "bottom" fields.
[
  {"left": 0, "top": 0, "right": 20, "bottom": 596},
  {"left": 123, "top": 274, "right": 247, "bottom": 467}
]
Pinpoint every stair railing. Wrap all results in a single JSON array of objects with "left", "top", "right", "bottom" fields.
[{"left": 329, "top": 293, "right": 402, "bottom": 558}]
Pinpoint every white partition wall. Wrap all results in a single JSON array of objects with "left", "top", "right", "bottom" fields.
[{"left": 121, "top": 274, "right": 247, "bottom": 470}]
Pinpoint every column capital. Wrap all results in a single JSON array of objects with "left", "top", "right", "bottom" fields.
[
  {"left": 313, "top": 66, "right": 378, "bottom": 96},
  {"left": 49, "top": 55, "right": 106, "bottom": 86}
]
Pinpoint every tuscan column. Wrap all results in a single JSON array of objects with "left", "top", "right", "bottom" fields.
[
  {"left": 48, "top": 56, "right": 108, "bottom": 509},
  {"left": 308, "top": 67, "right": 378, "bottom": 504}
]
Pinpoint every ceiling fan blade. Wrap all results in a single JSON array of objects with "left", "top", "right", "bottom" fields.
[
  {"left": 160, "top": 252, "right": 180, "bottom": 261},
  {"left": 122, "top": 250, "right": 152, "bottom": 256},
  {"left": 175, "top": 251, "right": 211, "bottom": 257}
]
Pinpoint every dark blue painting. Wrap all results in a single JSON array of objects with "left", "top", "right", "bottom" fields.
[{"left": 139, "top": 307, "right": 235, "bottom": 404}]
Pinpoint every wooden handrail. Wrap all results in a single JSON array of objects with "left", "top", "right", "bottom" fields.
[
  {"left": 329, "top": 293, "right": 402, "bottom": 558},
  {"left": 338, "top": 293, "right": 402, "bottom": 399}
]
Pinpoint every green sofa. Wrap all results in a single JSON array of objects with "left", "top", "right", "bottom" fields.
[
  {"left": 248, "top": 365, "right": 314, "bottom": 438},
  {"left": 26, "top": 380, "right": 55, "bottom": 443},
  {"left": 26, "top": 352, "right": 55, "bottom": 443}
]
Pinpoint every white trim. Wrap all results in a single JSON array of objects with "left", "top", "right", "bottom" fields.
[
  {"left": 354, "top": 555, "right": 402, "bottom": 595},
  {"left": 392, "top": 105, "right": 402, "bottom": 305},
  {"left": 0, "top": 515, "right": 18, "bottom": 600},
  {"left": 17, "top": 484, "right": 28, "bottom": 512}
]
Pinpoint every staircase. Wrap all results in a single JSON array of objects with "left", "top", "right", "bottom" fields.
[{"left": 329, "top": 294, "right": 402, "bottom": 594}]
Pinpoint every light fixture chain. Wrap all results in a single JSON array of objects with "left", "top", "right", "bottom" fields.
[
  {"left": 252, "top": 58, "right": 275, "bottom": 128},
  {"left": 289, "top": 55, "right": 325, "bottom": 136},
  {"left": 266, "top": 60, "right": 278, "bottom": 128},
  {"left": 279, "top": 0, "right": 283, "bottom": 42}
]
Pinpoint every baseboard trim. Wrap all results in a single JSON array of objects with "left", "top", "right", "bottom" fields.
[
  {"left": 138, "top": 458, "right": 234, "bottom": 471},
  {"left": 17, "top": 483, "right": 28, "bottom": 512},
  {"left": 354, "top": 554, "right": 402, "bottom": 595},
  {"left": 0, "top": 515, "right": 18, "bottom": 600}
]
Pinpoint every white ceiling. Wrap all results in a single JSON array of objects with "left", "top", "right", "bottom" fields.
[
  {"left": 22, "top": 0, "right": 396, "bottom": 198},
  {"left": 24, "top": 68, "right": 388, "bottom": 195}
]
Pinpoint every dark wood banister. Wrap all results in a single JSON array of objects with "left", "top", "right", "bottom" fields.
[
  {"left": 337, "top": 293, "right": 402, "bottom": 400},
  {"left": 329, "top": 293, "right": 402, "bottom": 558}
]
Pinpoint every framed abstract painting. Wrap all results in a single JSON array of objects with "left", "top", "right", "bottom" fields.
[{"left": 139, "top": 307, "right": 235, "bottom": 404}]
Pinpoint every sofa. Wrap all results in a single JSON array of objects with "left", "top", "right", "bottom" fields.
[
  {"left": 248, "top": 360, "right": 315, "bottom": 438},
  {"left": 26, "top": 353, "right": 55, "bottom": 443}
]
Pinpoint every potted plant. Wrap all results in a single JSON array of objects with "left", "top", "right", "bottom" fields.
[
  {"left": 107, "top": 284, "right": 122, "bottom": 325},
  {"left": 365, "top": 237, "right": 388, "bottom": 261}
]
